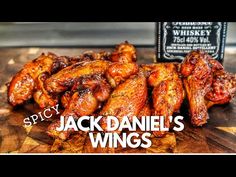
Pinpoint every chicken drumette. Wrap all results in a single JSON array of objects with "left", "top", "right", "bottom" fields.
[
  {"left": 181, "top": 50, "right": 236, "bottom": 126},
  {"left": 205, "top": 61, "right": 236, "bottom": 108}
]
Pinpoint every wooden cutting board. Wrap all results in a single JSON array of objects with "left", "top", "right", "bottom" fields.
[{"left": 0, "top": 47, "right": 235, "bottom": 153}]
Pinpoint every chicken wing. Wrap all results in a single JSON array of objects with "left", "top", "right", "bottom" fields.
[
  {"left": 181, "top": 50, "right": 214, "bottom": 126},
  {"left": 74, "top": 74, "right": 112, "bottom": 102},
  {"left": 100, "top": 71, "right": 147, "bottom": 133},
  {"left": 8, "top": 53, "right": 77, "bottom": 106},
  {"left": 33, "top": 72, "right": 59, "bottom": 108},
  {"left": 205, "top": 67, "right": 236, "bottom": 108},
  {"left": 138, "top": 100, "right": 151, "bottom": 117},
  {"left": 110, "top": 41, "right": 136, "bottom": 63},
  {"left": 79, "top": 51, "right": 111, "bottom": 61},
  {"left": 105, "top": 42, "right": 138, "bottom": 88},
  {"left": 144, "top": 63, "right": 184, "bottom": 137},
  {"left": 48, "top": 75, "right": 111, "bottom": 140},
  {"left": 60, "top": 74, "right": 111, "bottom": 112},
  {"left": 106, "top": 62, "right": 139, "bottom": 88},
  {"left": 47, "top": 89, "right": 98, "bottom": 140},
  {"left": 61, "top": 91, "right": 72, "bottom": 109},
  {"left": 45, "top": 60, "right": 110, "bottom": 94}
]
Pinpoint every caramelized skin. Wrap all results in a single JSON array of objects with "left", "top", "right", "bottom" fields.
[
  {"left": 60, "top": 75, "right": 111, "bottom": 114},
  {"left": 61, "top": 91, "right": 72, "bottom": 109},
  {"left": 100, "top": 71, "right": 147, "bottom": 133},
  {"left": 48, "top": 75, "right": 111, "bottom": 140},
  {"left": 64, "top": 89, "right": 98, "bottom": 117},
  {"left": 45, "top": 60, "right": 110, "bottom": 94},
  {"left": 110, "top": 41, "right": 136, "bottom": 63},
  {"left": 47, "top": 89, "right": 98, "bottom": 140},
  {"left": 8, "top": 53, "right": 56, "bottom": 106},
  {"left": 205, "top": 68, "right": 236, "bottom": 108},
  {"left": 145, "top": 64, "right": 184, "bottom": 137},
  {"left": 149, "top": 64, "right": 184, "bottom": 114},
  {"left": 93, "top": 79, "right": 111, "bottom": 102},
  {"left": 51, "top": 56, "right": 80, "bottom": 73},
  {"left": 105, "top": 42, "right": 138, "bottom": 87},
  {"left": 8, "top": 53, "right": 77, "bottom": 106},
  {"left": 8, "top": 41, "right": 236, "bottom": 143},
  {"left": 106, "top": 62, "right": 139, "bottom": 88},
  {"left": 181, "top": 50, "right": 214, "bottom": 126},
  {"left": 76, "top": 74, "right": 112, "bottom": 102},
  {"left": 78, "top": 51, "right": 111, "bottom": 62},
  {"left": 34, "top": 53, "right": 109, "bottom": 108},
  {"left": 33, "top": 73, "right": 58, "bottom": 108},
  {"left": 152, "top": 79, "right": 184, "bottom": 117},
  {"left": 181, "top": 51, "right": 236, "bottom": 126},
  {"left": 8, "top": 72, "right": 35, "bottom": 106},
  {"left": 138, "top": 100, "right": 151, "bottom": 117}
]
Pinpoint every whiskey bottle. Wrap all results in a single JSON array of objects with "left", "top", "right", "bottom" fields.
[{"left": 156, "top": 22, "right": 227, "bottom": 63}]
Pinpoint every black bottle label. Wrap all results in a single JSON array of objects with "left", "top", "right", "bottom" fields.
[{"left": 156, "top": 22, "right": 227, "bottom": 63}]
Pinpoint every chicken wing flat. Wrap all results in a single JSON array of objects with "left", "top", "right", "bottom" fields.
[
  {"left": 8, "top": 53, "right": 77, "bottom": 106},
  {"left": 144, "top": 63, "right": 184, "bottom": 136},
  {"left": 45, "top": 60, "right": 111, "bottom": 94},
  {"left": 100, "top": 71, "right": 147, "bottom": 133}
]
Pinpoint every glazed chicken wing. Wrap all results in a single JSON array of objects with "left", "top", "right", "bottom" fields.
[
  {"left": 33, "top": 72, "right": 59, "bottom": 108},
  {"left": 78, "top": 51, "right": 111, "bottom": 61},
  {"left": 106, "top": 62, "right": 139, "bottom": 88},
  {"left": 45, "top": 60, "right": 110, "bottom": 94},
  {"left": 144, "top": 63, "right": 184, "bottom": 136},
  {"left": 48, "top": 75, "right": 111, "bottom": 140},
  {"left": 8, "top": 53, "right": 78, "bottom": 106},
  {"left": 138, "top": 100, "right": 151, "bottom": 117},
  {"left": 100, "top": 71, "right": 147, "bottom": 133},
  {"left": 46, "top": 42, "right": 136, "bottom": 93},
  {"left": 73, "top": 74, "right": 112, "bottom": 102},
  {"left": 181, "top": 50, "right": 216, "bottom": 126},
  {"left": 110, "top": 41, "right": 136, "bottom": 63},
  {"left": 205, "top": 64, "right": 236, "bottom": 108},
  {"left": 47, "top": 89, "right": 98, "bottom": 140},
  {"left": 61, "top": 91, "right": 72, "bottom": 109},
  {"left": 105, "top": 42, "right": 138, "bottom": 88}
]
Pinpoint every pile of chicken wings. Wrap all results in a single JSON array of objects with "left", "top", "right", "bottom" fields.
[{"left": 7, "top": 42, "right": 236, "bottom": 140}]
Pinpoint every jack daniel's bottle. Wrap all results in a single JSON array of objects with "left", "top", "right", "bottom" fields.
[{"left": 156, "top": 22, "right": 227, "bottom": 63}]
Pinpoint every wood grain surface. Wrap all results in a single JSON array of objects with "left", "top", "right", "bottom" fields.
[{"left": 0, "top": 47, "right": 235, "bottom": 153}]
